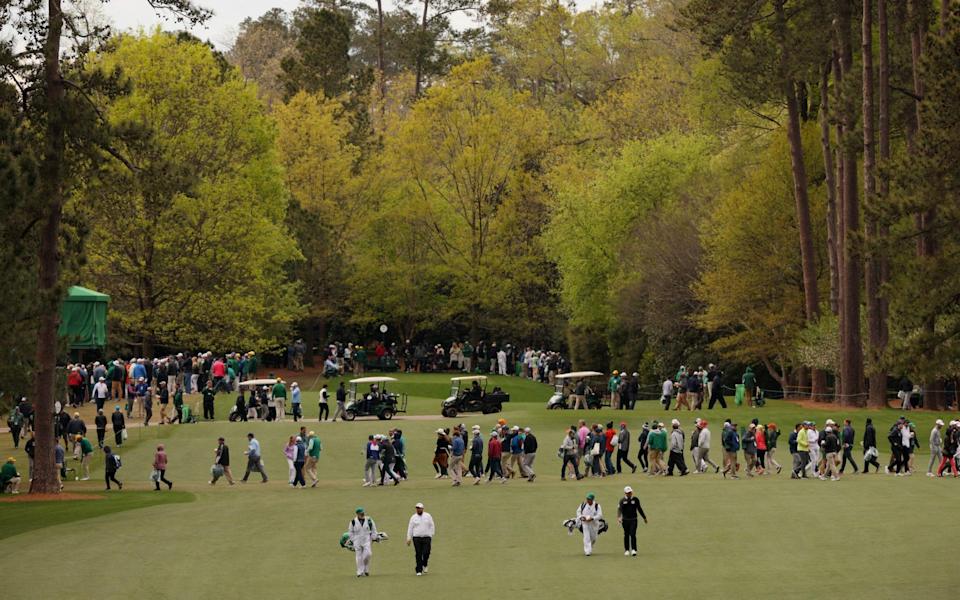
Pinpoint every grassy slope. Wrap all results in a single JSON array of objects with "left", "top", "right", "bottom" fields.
[{"left": 0, "top": 375, "right": 957, "bottom": 599}]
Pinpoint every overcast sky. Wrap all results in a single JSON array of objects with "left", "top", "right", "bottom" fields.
[
  {"left": 107, "top": 0, "right": 493, "bottom": 49},
  {"left": 108, "top": 0, "right": 303, "bottom": 49}
]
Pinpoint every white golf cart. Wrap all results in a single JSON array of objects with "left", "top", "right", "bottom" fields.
[{"left": 546, "top": 371, "right": 606, "bottom": 410}]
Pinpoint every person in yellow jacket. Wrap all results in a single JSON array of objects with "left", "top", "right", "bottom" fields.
[{"left": 796, "top": 422, "right": 811, "bottom": 477}]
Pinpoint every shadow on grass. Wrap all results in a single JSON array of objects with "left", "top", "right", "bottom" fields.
[{"left": 0, "top": 491, "right": 195, "bottom": 541}]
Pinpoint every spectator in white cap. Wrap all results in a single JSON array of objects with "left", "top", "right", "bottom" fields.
[
  {"left": 521, "top": 426, "right": 537, "bottom": 482},
  {"left": 406, "top": 502, "right": 435, "bottom": 575},
  {"left": 469, "top": 425, "right": 484, "bottom": 484},
  {"left": 928, "top": 419, "right": 945, "bottom": 476},
  {"left": 617, "top": 486, "right": 647, "bottom": 556}
]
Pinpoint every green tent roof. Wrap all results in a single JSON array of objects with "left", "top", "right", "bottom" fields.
[{"left": 58, "top": 285, "right": 110, "bottom": 349}]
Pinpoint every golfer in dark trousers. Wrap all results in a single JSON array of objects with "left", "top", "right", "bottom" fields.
[
  {"left": 617, "top": 486, "right": 647, "bottom": 556},
  {"left": 406, "top": 502, "right": 436, "bottom": 575}
]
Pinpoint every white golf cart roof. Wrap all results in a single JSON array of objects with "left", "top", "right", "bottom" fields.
[
  {"left": 555, "top": 371, "right": 604, "bottom": 379},
  {"left": 450, "top": 375, "right": 487, "bottom": 382},
  {"left": 240, "top": 378, "right": 277, "bottom": 387},
  {"left": 349, "top": 376, "right": 398, "bottom": 384}
]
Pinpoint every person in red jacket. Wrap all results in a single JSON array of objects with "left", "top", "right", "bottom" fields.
[
  {"left": 486, "top": 431, "right": 505, "bottom": 483},
  {"left": 604, "top": 422, "right": 618, "bottom": 475},
  {"left": 152, "top": 444, "right": 173, "bottom": 491}
]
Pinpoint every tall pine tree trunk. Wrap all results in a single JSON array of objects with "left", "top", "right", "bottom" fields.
[
  {"left": 819, "top": 61, "right": 840, "bottom": 318},
  {"left": 863, "top": 0, "right": 886, "bottom": 408},
  {"left": 31, "top": 0, "right": 66, "bottom": 495},
  {"left": 835, "top": 0, "right": 865, "bottom": 406},
  {"left": 376, "top": 0, "right": 385, "bottom": 100},
  {"left": 776, "top": 0, "right": 826, "bottom": 399},
  {"left": 877, "top": 0, "right": 890, "bottom": 351},
  {"left": 415, "top": 0, "right": 429, "bottom": 97}
]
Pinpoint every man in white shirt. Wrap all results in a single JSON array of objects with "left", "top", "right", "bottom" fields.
[
  {"left": 406, "top": 502, "right": 436, "bottom": 575},
  {"left": 698, "top": 420, "right": 719, "bottom": 473},
  {"left": 92, "top": 377, "right": 109, "bottom": 411},
  {"left": 349, "top": 507, "right": 378, "bottom": 577},
  {"left": 661, "top": 378, "right": 674, "bottom": 410},
  {"left": 576, "top": 492, "right": 603, "bottom": 556}
]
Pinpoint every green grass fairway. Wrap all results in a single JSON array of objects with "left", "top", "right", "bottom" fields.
[{"left": 1, "top": 375, "right": 957, "bottom": 599}]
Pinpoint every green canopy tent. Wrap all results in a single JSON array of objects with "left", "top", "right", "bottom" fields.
[{"left": 58, "top": 285, "right": 109, "bottom": 350}]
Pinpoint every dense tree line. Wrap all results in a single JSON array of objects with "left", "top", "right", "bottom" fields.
[{"left": 3, "top": 0, "right": 960, "bottom": 492}]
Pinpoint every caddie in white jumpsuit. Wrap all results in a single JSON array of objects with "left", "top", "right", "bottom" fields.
[
  {"left": 348, "top": 507, "right": 378, "bottom": 576},
  {"left": 576, "top": 493, "right": 602, "bottom": 556}
]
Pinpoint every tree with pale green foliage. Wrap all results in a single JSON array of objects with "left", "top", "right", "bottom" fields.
[{"left": 74, "top": 32, "right": 303, "bottom": 354}]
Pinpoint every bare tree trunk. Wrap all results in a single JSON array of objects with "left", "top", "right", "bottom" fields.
[
  {"left": 835, "top": 0, "right": 865, "bottom": 407},
  {"left": 877, "top": 0, "right": 890, "bottom": 351},
  {"left": 415, "top": 0, "right": 429, "bottom": 97},
  {"left": 376, "top": 0, "right": 385, "bottom": 100},
  {"left": 819, "top": 62, "right": 840, "bottom": 318},
  {"left": 31, "top": 0, "right": 66, "bottom": 495},
  {"left": 775, "top": 0, "right": 826, "bottom": 399},
  {"left": 863, "top": 0, "right": 886, "bottom": 409}
]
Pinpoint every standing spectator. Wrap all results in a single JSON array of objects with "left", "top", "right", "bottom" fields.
[
  {"left": 709, "top": 371, "right": 726, "bottom": 409},
  {"left": 6, "top": 403, "right": 23, "bottom": 449},
  {"left": 66, "top": 412, "right": 86, "bottom": 459},
  {"left": 721, "top": 422, "right": 741, "bottom": 479},
  {"left": 242, "top": 433, "right": 268, "bottom": 483},
  {"left": 561, "top": 428, "right": 582, "bottom": 481},
  {"left": 142, "top": 385, "right": 153, "bottom": 427},
  {"left": 273, "top": 378, "right": 287, "bottom": 421},
  {"left": 317, "top": 383, "right": 329, "bottom": 421},
  {"left": 211, "top": 437, "right": 234, "bottom": 485},
  {"left": 741, "top": 423, "right": 758, "bottom": 476},
  {"left": 111, "top": 406, "right": 126, "bottom": 447},
  {"left": 927, "top": 420, "right": 945, "bottom": 477},
  {"left": 666, "top": 420, "right": 689, "bottom": 476},
  {"left": 690, "top": 418, "right": 702, "bottom": 473},
  {"left": 794, "top": 422, "right": 811, "bottom": 478},
  {"left": 698, "top": 420, "right": 720, "bottom": 473},
  {"left": 92, "top": 377, "right": 109, "bottom": 411},
  {"left": 661, "top": 377, "right": 674, "bottom": 411},
  {"left": 363, "top": 435, "right": 380, "bottom": 487},
  {"left": 602, "top": 423, "right": 617, "bottom": 475},
  {"left": 765, "top": 423, "right": 783, "bottom": 474},
  {"left": 821, "top": 426, "right": 841, "bottom": 481},
  {"left": 291, "top": 436, "right": 307, "bottom": 488},
  {"left": 486, "top": 430, "right": 505, "bottom": 483},
  {"left": 432, "top": 429, "right": 450, "bottom": 479},
  {"left": 152, "top": 444, "right": 173, "bottom": 490},
  {"left": 406, "top": 502, "right": 435, "bottom": 576},
  {"left": 202, "top": 380, "right": 216, "bottom": 421},
  {"left": 103, "top": 446, "right": 122, "bottom": 490},
  {"left": 378, "top": 434, "right": 401, "bottom": 486},
  {"left": 305, "top": 431, "right": 321, "bottom": 487},
  {"left": 392, "top": 429, "right": 408, "bottom": 480},
  {"left": 637, "top": 423, "right": 650, "bottom": 472},
  {"left": 172, "top": 384, "right": 184, "bottom": 424},
  {"left": 332, "top": 382, "right": 347, "bottom": 421},
  {"left": 742, "top": 367, "right": 756, "bottom": 408},
  {"left": 521, "top": 426, "right": 538, "bottom": 482},
  {"left": 449, "top": 426, "right": 465, "bottom": 486},
  {"left": 936, "top": 421, "right": 958, "bottom": 477},
  {"left": 469, "top": 425, "right": 484, "bottom": 483},
  {"left": 283, "top": 436, "right": 297, "bottom": 485},
  {"left": 288, "top": 382, "right": 301, "bottom": 422},
  {"left": 93, "top": 409, "right": 107, "bottom": 448},
  {"left": 607, "top": 371, "right": 621, "bottom": 410},
  {"left": 840, "top": 419, "right": 859, "bottom": 474},
  {"left": 24, "top": 433, "right": 35, "bottom": 480},
  {"left": 157, "top": 381, "right": 169, "bottom": 424}
]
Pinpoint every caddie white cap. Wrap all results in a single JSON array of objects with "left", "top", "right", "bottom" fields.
[
  {"left": 935, "top": 419, "right": 944, "bottom": 426},
  {"left": 415, "top": 502, "right": 424, "bottom": 509},
  {"left": 624, "top": 486, "right": 633, "bottom": 494}
]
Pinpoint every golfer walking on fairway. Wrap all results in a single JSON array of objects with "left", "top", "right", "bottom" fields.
[
  {"left": 406, "top": 502, "right": 435, "bottom": 575},
  {"left": 577, "top": 492, "right": 603, "bottom": 556},
  {"left": 349, "top": 507, "right": 378, "bottom": 577},
  {"left": 617, "top": 486, "right": 647, "bottom": 556},
  {"left": 242, "top": 433, "right": 268, "bottom": 483}
]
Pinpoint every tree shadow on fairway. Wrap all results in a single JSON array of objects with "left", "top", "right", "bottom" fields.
[{"left": 0, "top": 491, "right": 195, "bottom": 541}]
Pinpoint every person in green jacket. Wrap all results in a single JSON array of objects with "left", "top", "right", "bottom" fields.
[
  {"left": 172, "top": 385, "right": 184, "bottom": 424},
  {"left": 354, "top": 346, "right": 367, "bottom": 375},
  {"left": 647, "top": 422, "right": 668, "bottom": 476},
  {"left": 742, "top": 367, "right": 756, "bottom": 408},
  {"left": 607, "top": 371, "right": 622, "bottom": 410},
  {"left": 462, "top": 341, "right": 474, "bottom": 373},
  {"left": 78, "top": 435, "right": 94, "bottom": 480},
  {"left": 1, "top": 457, "right": 21, "bottom": 494},
  {"left": 305, "top": 431, "right": 322, "bottom": 487},
  {"left": 272, "top": 379, "right": 288, "bottom": 421}
]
